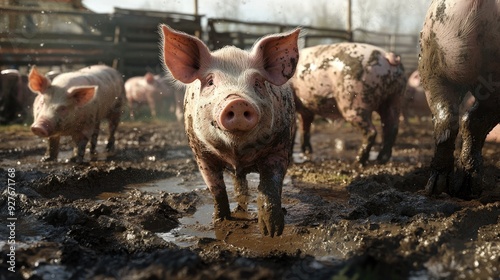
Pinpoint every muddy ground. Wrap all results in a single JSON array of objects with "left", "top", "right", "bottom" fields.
[{"left": 0, "top": 116, "right": 499, "bottom": 280}]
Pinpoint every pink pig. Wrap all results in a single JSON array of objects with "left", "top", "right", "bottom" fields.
[
  {"left": 291, "top": 43, "right": 407, "bottom": 165},
  {"left": 125, "top": 72, "right": 183, "bottom": 121},
  {"left": 160, "top": 25, "right": 300, "bottom": 237},
  {"left": 29, "top": 65, "right": 124, "bottom": 162},
  {"left": 419, "top": 0, "right": 500, "bottom": 197}
]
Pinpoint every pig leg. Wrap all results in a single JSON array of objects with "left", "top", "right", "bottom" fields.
[
  {"left": 106, "top": 109, "right": 121, "bottom": 153},
  {"left": 147, "top": 97, "right": 157, "bottom": 118},
  {"left": 347, "top": 112, "right": 377, "bottom": 166},
  {"left": 424, "top": 80, "right": 464, "bottom": 195},
  {"left": 41, "top": 136, "right": 60, "bottom": 162},
  {"left": 231, "top": 172, "right": 249, "bottom": 213},
  {"left": 128, "top": 100, "right": 136, "bottom": 121},
  {"left": 455, "top": 91, "right": 500, "bottom": 197},
  {"left": 257, "top": 156, "right": 286, "bottom": 237},
  {"left": 198, "top": 159, "right": 231, "bottom": 221},
  {"left": 70, "top": 133, "right": 90, "bottom": 163},
  {"left": 297, "top": 109, "right": 315, "bottom": 154},
  {"left": 377, "top": 94, "right": 401, "bottom": 164},
  {"left": 89, "top": 122, "right": 100, "bottom": 160}
]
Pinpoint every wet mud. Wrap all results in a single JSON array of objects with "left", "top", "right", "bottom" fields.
[{"left": 1, "top": 119, "right": 499, "bottom": 279}]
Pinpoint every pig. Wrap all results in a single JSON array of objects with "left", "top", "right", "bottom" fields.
[
  {"left": 485, "top": 124, "right": 500, "bottom": 143},
  {"left": 160, "top": 24, "right": 300, "bottom": 237},
  {"left": 291, "top": 43, "right": 407, "bottom": 165},
  {"left": 125, "top": 72, "right": 183, "bottom": 121},
  {"left": 462, "top": 93, "right": 500, "bottom": 143},
  {"left": 401, "top": 70, "right": 431, "bottom": 124},
  {"left": 28, "top": 65, "right": 125, "bottom": 163},
  {"left": 0, "top": 69, "right": 36, "bottom": 124},
  {"left": 419, "top": 0, "right": 500, "bottom": 197}
]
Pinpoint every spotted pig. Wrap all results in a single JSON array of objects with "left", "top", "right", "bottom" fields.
[
  {"left": 419, "top": 0, "right": 500, "bottom": 197},
  {"left": 160, "top": 25, "right": 300, "bottom": 237},
  {"left": 291, "top": 43, "right": 407, "bottom": 165},
  {"left": 125, "top": 72, "right": 184, "bottom": 121},
  {"left": 29, "top": 65, "right": 124, "bottom": 162}
]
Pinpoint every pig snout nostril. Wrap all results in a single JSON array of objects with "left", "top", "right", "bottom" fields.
[
  {"left": 31, "top": 120, "right": 52, "bottom": 137},
  {"left": 218, "top": 99, "right": 259, "bottom": 132},
  {"left": 31, "top": 125, "right": 48, "bottom": 137}
]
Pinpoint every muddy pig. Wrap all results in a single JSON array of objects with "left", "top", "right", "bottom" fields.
[
  {"left": 29, "top": 65, "right": 124, "bottom": 162},
  {"left": 0, "top": 69, "right": 36, "bottom": 124},
  {"left": 402, "top": 70, "right": 431, "bottom": 124},
  {"left": 419, "top": 0, "right": 500, "bottom": 197},
  {"left": 291, "top": 43, "right": 407, "bottom": 165},
  {"left": 125, "top": 72, "right": 183, "bottom": 120},
  {"left": 160, "top": 25, "right": 299, "bottom": 237}
]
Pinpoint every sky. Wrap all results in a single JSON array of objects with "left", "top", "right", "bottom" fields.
[
  {"left": 82, "top": 0, "right": 431, "bottom": 34},
  {"left": 83, "top": 0, "right": 250, "bottom": 17}
]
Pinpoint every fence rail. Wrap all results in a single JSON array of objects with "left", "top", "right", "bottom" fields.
[
  {"left": 0, "top": 7, "right": 419, "bottom": 77},
  {"left": 0, "top": 7, "right": 202, "bottom": 78}
]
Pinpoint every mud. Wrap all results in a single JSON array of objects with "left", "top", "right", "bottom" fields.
[{"left": 1, "top": 119, "right": 499, "bottom": 279}]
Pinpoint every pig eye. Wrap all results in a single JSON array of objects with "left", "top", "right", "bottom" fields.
[
  {"left": 57, "top": 105, "right": 68, "bottom": 114},
  {"left": 205, "top": 74, "right": 215, "bottom": 87},
  {"left": 254, "top": 77, "right": 266, "bottom": 90}
]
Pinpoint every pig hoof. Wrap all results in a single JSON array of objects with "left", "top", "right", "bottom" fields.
[
  {"left": 452, "top": 171, "right": 482, "bottom": 199},
  {"left": 257, "top": 198, "right": 284, "bottom": 237},
  {"left": 68, "top": 156, "right": 85, "bottom": 164},
  {"left": 425, "top": 170, "right": 452, "bottom": 195},
  {"left": 376, "top": 153, "right": 390, "bottom": 164},
  {"left": 213, "top": 207, "right": 231, "bottom": 222},
  {"left": 40, "top": 156, "right": 57, "bottom": 162},
  {"left": 258, "top": 210, "right": 284, "bottom": 237}
]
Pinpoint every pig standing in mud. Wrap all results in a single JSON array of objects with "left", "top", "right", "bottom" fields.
[
  {"left": 29, "top": 65, "right": 124, "bottom": 163},
  {"left": 291, "top": 43, "right": 407, "bottom": 165},
  {"left": 125, "top": 72, "right": 183, "bottom": 121},
  {"left": 0, "top": 69, "right": 36, "bottom": 124},
  {"left": 160, "top": 25, "right": 299, "bottom": 237},
  {"left": 419, "top": 0, "right": 500, "bottom": 197}
]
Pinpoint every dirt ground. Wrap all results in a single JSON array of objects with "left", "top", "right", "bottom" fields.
[{"left": 0, "top": 116, "right": 499, "bottom": 279}]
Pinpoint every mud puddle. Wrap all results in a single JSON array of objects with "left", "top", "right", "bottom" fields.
[
  {"left": 110, "top": 171, "right": 311, "bottom": 253},
  {"left": 1, "top": 120, "right": 499, "bottom": 279}
]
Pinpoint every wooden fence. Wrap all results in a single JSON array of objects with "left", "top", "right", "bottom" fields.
[
  {"left": 0, "top": 7, "right": 419, "bottom": 77},
  {"left": 0, "top": 7, "right": 202, "bottom": 78}
]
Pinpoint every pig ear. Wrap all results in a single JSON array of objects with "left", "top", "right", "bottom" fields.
[
  {"left": 251, "top": 28, "right": 300, "bottom": 86},
  {"left": 145, "top": 72, "right": 155, "bottom": 84},
  {"left": 67, "top": 86, "right": 97, "bottom": 106},
  {"left": 160, "top": 24, "right": 211, "bottom": 84},
  {"left": 28, "top": 65, "right": 51, "bottom": 94}
]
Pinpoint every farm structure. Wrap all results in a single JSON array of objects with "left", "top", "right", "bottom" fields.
[{"left": 0, "top": 3, "right": 419, "bottom": 78}]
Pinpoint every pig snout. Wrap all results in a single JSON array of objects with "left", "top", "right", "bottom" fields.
[
  {"left": 217, "top": 98, "right": 259, "bottom": 132},
  {"left": 31, "top": 119, "right": 53, "bottom": 137}
]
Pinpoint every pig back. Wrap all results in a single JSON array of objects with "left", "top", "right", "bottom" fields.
[
  {"left": 54, "top": 65, "right": 124, "bottom": 119},
  {"left": 294, "top": 43, "right": 406, "bottom": 114},
  {"left": 419, "top": 0, "right": 500, "bottom": 84}
]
